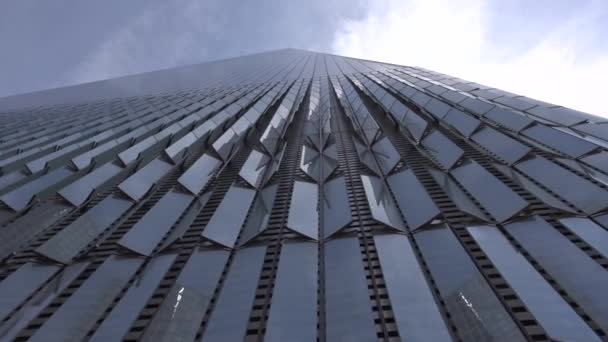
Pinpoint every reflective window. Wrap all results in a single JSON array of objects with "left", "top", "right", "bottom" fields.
[
  {"left": 266, "top": 243, "right": 318, "bottom": 342},
  {"left": 421, "top": 130, "right": 464, "bottom": 170},
  {"left": 468, "top": 225, "right": 600, "bottom": 342},
  {"left": 492, "top": 163, "right": 576, "bottom": 213},
  {"left": 505, "top": 216, "right": 608, "bottom": 332},
  {"left": 322, "top": 176, "right": 353, "bottom": 238},
  {"left": 527, "top": 106, "right": 588, "bottom": 126},
  {"left": 416, "top": 227, "right": 525, "bottom": 341},
  {"left": 239, "top": 150, "right": 269, "bottom": 188},
  {"left": 287, "top": 181, "right": 319, "bottom": 239},
  {"left": 0, "top": 262, "right": 88, "bottom": 341},
  {"left": 522, "top": 124, "right": 597, "bottom": 158},
  {"left": 451, "top": 161, "right": 528, "bottom": 222},
  {"left": 0, "top": 263, "right": 60, "bottom": 322},
  {"left": 399, "top": 110, "right": 428, "bottom": 141},
  {"left": 202, "top": 185, "right": 256, "bottom": 248},
  {"left": 1, "top": 167, "right": 73, "bottom": 212},
  {"left": 372, "top": 137, "right": 400, "bottom": 174},
  {"left": 559, "top": 217, "right": 608, "bottom": 259},
  {"left": 361, "top": 174, "right": 405, "bottom": 230},
  {"left": 90, "top": 254, "right": 177, "bottom": 342},
  {"left": 202, "top": 246, "right": 266, "bottom": 341},
  {"left": 443, "top": 108, "right": 481, "bottom": 137},
  {"left": 429, "top": 169, "right": 490, "bottom": 221},
  {"left": 142, "top": 249, "right": 229, "bottom": 341},
  {"left": 581, "top": 152, "right": 608, "bottom": 173},
  {"left": 118, "top": 136, "right": 157, "bottom": 166},
  {"left": 424, "top": 98, "right": 452, "bottom": 119},
  {"left": 459, "top": 97, "right": 495, "bottom": 116},
  {"left": 239, "top": 184, "right": 277, "bottom": 245},
  {"left": 374, "top": 235, "right": 451, "bottom": 341},
  {"left": 29, "top": 256, "right": 143, "bottom": 342},
  {"left": 177, "top": 153, "right": 221, "bottom": 194},
  {"left": 59, "top": 162, "right": 122, "bottom": 206},
  {"left": 471, "top": 127, "right": 530, "bottom": 165},
  {"left": 119, "top": 159, "right": 172, "bottom": 202},
  {"left": 484, "top": 106, "right": 533, "bottom": 132},
  {"left": 37, "top": 196, "right": 132, "bottom": 263},
  {"left": 388, "top": 169, "right": 439, "bottom": 230},
  {"left": 325, "top": 238, "right": 377, "bottom": 341},
  {"left": 118, "top": 191, "right": 193, "bottom": 256},
  {"left": 515, "top": 156, "right": 608, "bottom": 214}
]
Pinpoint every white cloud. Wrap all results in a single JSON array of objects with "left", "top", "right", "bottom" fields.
[{"left": 332, "top": 0, "right": 608, "bottom": 117}]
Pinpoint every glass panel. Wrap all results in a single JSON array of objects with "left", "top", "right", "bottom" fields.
[
  {"left": 0, "top": 262, "right": 88, "bottom": 341},
  {"left": 212, "top": 129, "right": 239, "bottom": 161},
  {"left": 266, "top": 243, "right": 318, "bottom": 342},
  {"left": 374, "top": 234, "right": 451, "bottom": 341},
  {"left": 443, "top": 108, "right": 481, "bottom": 137},
  {"left": 523, "top": 124, "right": 598, "bottom": 158},
  {"left": 29, "top": 256, "right": 143, "bottom": 342},
  {"left": 164, "top": 132, "right": 197, "bottom": 162},
  {"left": 239, "top": 149, "right": 269, "bottom": 188},
  {"left": 142, "top": 249, "right": 229, "bottom": 342},
  {"left": 451, "top": 161, "right": 528, "bottom": 222},
  {"left": 372, "top": 137, "right": 400, "bottom": 174},
  {"left": 58, "top": 163, "right": 122, "bottom": 206},
  {"left": 202, "top": 185, "right": 256, "bottom": 248},
  {"left": 361, "top": 174, "right": 405, "bottom": 230},
  {"left": 421, "top": 130, "right": 463, "bottom": 170},
  {"left": 471, "top": 127, "right": 530, "bottom": 164},
  {"left": 468, "top": 225, "right": 600, "bottom": 342},
  {"left": 416, "top": 226, "right": 525, "bottom": 341},
  {"left": 323, "top": 176, "right": 353, "bottom": 238},
  {"left": 459, "top": 97, "right": 495, "bottom": 116},
  {"left": 202, "top": 246, "right": 266, "bottom": 341},
  {"left": 118, "top": 191, "right": 193, "bottom": 256},
  {"left": 1, "top": 167, "right": 73, "bottom": 212},
  {"left": 118, "top": 136, "right": 157, "bottom": 166},
  {"left": 388, "top": 169, "right": 439, "bottom": 230},
  {"left": 424, "top": 98, "right": 452, "bottom": 119},
  {"left": 0, "top": 263, "right": 60, "bottom": 322},
  {"left": 239, "top": 184, "right": 278, "bottom": 245},
  {"left": 484, "top": 107, "right": 533, "bottom": 132},
  {"left": 505, "top": 216, "right": 608, "bottom": 332},
  {"left": 177, "top": 153, "right": 221, "bottom": 194},
  {"left": 429, "top": 169, "right": 490, "bottom": 221},
  {"left": 515, "top": 156, "right": 608, "bottom": 214},
  {"left": 26, "top": 144, "right": 80, "bottom": 173},
  {"left": 118, "top": 159, "right": 172, "bottom": 201},
  {"left": 399, "top": 111, "right": 428, "bottom": 141},
  {"left": 527, "top": 106, "right": 588, "bottom": 126},
  {"left": 325, "top": 238, "right": 377, "bottom": 342},
  {"left": 90, "top": 254, "right": 177, "bottom": 342},
  {"left": 559, "top": 217, "right": 608, "bottom": 259},
  {"left": 581, "top": 151, "right": 608, "bottom": 173},
  {"left": 492, "top": 163, "right": 576, "bottom": 213},
  {"left": 37, "top": 196, "right": 132, "bottom": 263},
  {"left": 287, "top": 181, "right": 319, "bottom": 239}
]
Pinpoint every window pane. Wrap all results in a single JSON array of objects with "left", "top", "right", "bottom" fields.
[
  {"left": 325, "top": 238, "right": 377, "bottom": 341},
  {"left": 451, "top": 161, "right": 528, "bottom": 222},
  {"left": 416, "top": 226, "right": 525, "bottom": 341},
  {"left": 118, "top": 191, "right": 193, "bottom": 255},
  {"left": 468, "top": 225, "right": 600, "bottom": 342},
  {"left": 287, "top": 181, "right": 319, "bottom": 239},
  {"left": 388, "top": 169, "right": 439, "bottom": 230},
  {"left": 202, "top": 246, "right": 266, "bottom": 341},
  {"left": 505, "top": 216, "right": 608, "bottom": 332},
  {"left": 118, "top": 159, "right": 172, "bottom": 201},
  {"left": 266, "top": 243, "right": 318, "bottom": 342},
  {"left": 374, "top": 234, "right": 451, "bottom": 341},
  {"left": 202, "top": 185, "right": 256, "bottom": 248},
  {"left": 323, "top": 176, "right": 353, "bottom": 238}
]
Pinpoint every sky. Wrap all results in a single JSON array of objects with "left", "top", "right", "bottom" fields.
[{"left": 0, "top": 0, "right": 606, "bottom": 116}]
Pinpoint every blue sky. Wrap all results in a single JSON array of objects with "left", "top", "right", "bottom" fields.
[{"left": 0, "top": 0, "right": 606, "bottom": 116}]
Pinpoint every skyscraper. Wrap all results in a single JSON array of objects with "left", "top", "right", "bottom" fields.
[{"left": 1, "top": 49, "right": 607, "bottom": 341}]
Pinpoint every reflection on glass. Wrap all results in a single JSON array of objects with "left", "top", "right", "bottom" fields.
[{"left": 361, "top": 174, "right": 405, "bottom": 230}]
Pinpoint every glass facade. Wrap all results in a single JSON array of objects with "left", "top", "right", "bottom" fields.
[{"left": 0, "top": 49, "right": 607, "bottom": 340}]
